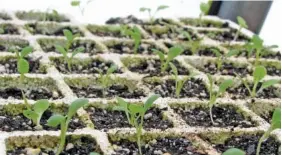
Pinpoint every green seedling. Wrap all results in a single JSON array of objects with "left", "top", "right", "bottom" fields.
[
  {"left": 153, "top": 46, "right": 183, "bottom": 73},
  {"left": 23, "top": 99, "right": 49, "bottom": 128},
  {"left": 114, "top": 94, "right": 160, "bottom": 155},
  {"left": 15, "top": 46, "right": 33, "bottom": 81},
  {"left": 122, "top": 25, "right": 142, "bottom": 54},
  {"left": 139, "top": 5, "right": 169, "bottom": 24},
  {"left": 47, "top": 98, "right": 89, "bottom": 155},
  {"left": 236, "top": 65, "right": 280, "bottom": 98},
  {"left": 0, "top": 27, "right": 4, "bottom": 34},
  {"left": 55, "top": 29, "right": 85, "bottom": 71},
  {"left": 211, "top": 48, "right": 239, "bottom": 71},
  {"left": 43, "top": 8, "right": 59, "bottom": 22},
  {"left": 256, "top": 108, "right": 281, "bottom": 155},
  {"left": 169, "top": 62, "right": 197, "bottom": 98},
  {"left": 71, "top": 0, "right": 94, "bottom": 15},
  {"left": 181, "top": 31, "right": 202, "bottom": 54},
  {"left": 199, "top": 2, "right": 210, "bottom": 26},
  {"left": 223, "top": 148, "right": 246, "bottom": 155},
  {"left": 207, "top": 74, "right": 233, "bottom": 124},
  {"left": 234, "top": 16, "right": 248, "bottom": 41},
  {"left": 250, "top": 35, "right": 264, "bottom": 66},
  {"left": 96, "top": 65, "right": 117, "bottom": 97}
]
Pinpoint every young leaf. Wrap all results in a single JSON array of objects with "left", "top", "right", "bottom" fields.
[
  {"left": 271, "top": 108, "right": 281, "bottom": 130},
  {"left": 261, "top": 79, "right": 280, "bottom": 90},
  {"left": 237, "top": 16, "right": 248, "bottom": 28},
  {"left": 63, "top": 29, "right": 73, "bottom": 42},
  {"left": 107, "top": 65, "right": 117, "bottom": 75},
  {"left": 218, "top": 79, "right": 233, "bottom": 94},
  {"left": 71, "top": 47, "right": 85, "bottom": 58},
  {"left": 23, "top": 110, "right": 38, "bottom": 123},
  {"left": 156, "top": 5, "right": 169, "bottom": 11},
  {"left": 115, "top": 97, "right": 128, "bottom": 111},
  {"left": 21, "top": 46, "right": 33, "bottom": 58},
  {"left": 71, "top": 1, "right": 80, "bottom": 6},
  {"left": 67, "top": 98, "right": 89, "bottom": 118},
  {"left": 252, "top": 35, "right": 263, "bottom": 49},
  {"left": 167, "top": 47, "right": 183, "bottom": 61},
  {"left": 211, "top": 48, "right": 222, "bottom": 57},
  {"left": 200, "top": 2, "right": 210, "bottom": 14},
  {"left": 207, "top": 73, "right": 213, "bottom": 92},
  {"left": 153, "top": 49, "right": 165, "bottom": 62},
  {"left": 18, "top": 58, "right": 29, "bottom": 74},
  {"left": 139, "top": 7, "right": 150, "bottom": 12},
  {"left": 144, "top": 94, "right": 160, "bottom": 112},
  {"left": 226, "top": 49, "right": 239, "bottom": 57},
  {"left": 253, "top": 66, "right": 266, "bottom": 82},
  {"left": 169, "top": 62, "right": 178, "bottom": 76},
  {"left": 128, "top": 104, "right": 143, "bottom": 115},
  {"left": 182, "top": 31, "right": 192, "bottom": 41},
  {"left": 55, "top": 45, "right": 67, "bottom": 57},
  {"left": 223, "top": 148, "right": 245, "bottom": 155},
  {"left": 33, "top": 99, "right": 49, "bottom": 114},
  {"left": 0, "top": 28, "right": 4, "bottom": 34},
  {"left": 47, "top": 114, "right": 65, "bottom": 127}
]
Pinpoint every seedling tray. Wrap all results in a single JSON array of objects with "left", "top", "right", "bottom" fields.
[{"left": 0, "top": 11, "right": 281, "bottom": 155}]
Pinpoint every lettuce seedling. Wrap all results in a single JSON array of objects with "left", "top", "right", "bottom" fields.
[
  {"left": 114, "top": 95, "right": 160, "bottom": 155},
  {"left": 122, "top": 25, "right": 142, "bottom": 54},
  {"left": 207, "top": 74, "right": 233, "bottom": 124},
  {"left": 55, "top": 29, "right": 85, "bottom": 71},
  {"left": 223, "top": 148, "right": 245, "bottom": 155},
  {"left": 96, "top": 65, "right": 117, "bottom": 97},
  {"left": 139, "top": 5, "right": 169, "bottom": 24},
  {"left": 199, "top": 2, "right": 210, "bottom": 26},
  {"left": 153, "top": 46, "right": 183, "bottom": 73},
  {"left": 256, "top": 108, "right": 281, "bottom": 155},
  {"left": 15, "top": 46, "right": 33, "bottom": 81},
  {"left": 211, "top": 48, "right": 239, "bottom": 71},
  {"left": 236, "top": 65, "right": 280, "bottom": 98},
  {"left": 71, "top": 0, "right": 94, "bottom": 15},
  {"left": 234, "top": 16, "right": 248, "bottom": 41},
  {"left": 169, "top": 62, "right": 197, "bottom": 98},
  {"left": 23, "top": 99, "right": 49, "bottom": 128},
  {"left": 47, "top": 98, "right": 89, "bottom": 155},
  {"left": 180, "top": 31, "right": 202, "bottom": 55}
]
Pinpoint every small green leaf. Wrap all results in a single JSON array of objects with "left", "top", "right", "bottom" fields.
[
  {"left": 23, "top": 110, "right": 38, "bottom": 123},
  {"left": 211, "top": 48, "right": 222, "bottom": 57},
  {"left": 47, "top": 114, "right": 65, "bottom": 127},
  {"left": 33, "top": 99, "right": 49, "bottom": 114},
  {"left": 55, "top": 45, "right": 67, "bottom": 56},
  {"left": 223, "top": 148, "right": 246, "bottom": 155},
  {"left": 182, "top": 31, "right": 192, "bottom": 41},
  {"left": 139, "top": 7, "right": 150, "bottom": 12},
  {"left": 71, "top": 0, "right": 80, "bottom": 6},
  {"left": 218, "top": 79, "right": 233, "bottom": 94},
  {"left": 169, "top": 62, "right": 178, "bottom": 76},
  {"left": 18, "top": 59, "right": 29, "bottom": 74},
  {"left": 167, "top": 46, "right": 183, "bottom": 61},
  {"left": 253, "top": 66, "right": 266, "bottom": 83},
  {"left": 63, "top": 29, "right": 73, "bottom": 42},
  {"left": 144, "top": 94, "right": 160, "bottom": 112},
  {"left": 156, "top": 5, "right": 169, "bottom": 11},
  {"left": 107, "top": 65, "right": 117, "bottom": 75},
  {"left": 0, "top": 28, "right": 4, "bottom": 34},
  {"left": 153, "top": 49, "right": 165, "bottom": 62},
  {"left": 237, "top": 16, "right": 248, "bottom": 28},
  {"left": 252, "top": 35, "right": 263, "bottom": 49},
  {"left": 261, "top": 79, "right": 280, "bottom": 90},
  {"left": 21, "top": 46, "right": 33, "bottom": 58},
  {"left": 128, "top": 104, "right": 143, "bottom": 114},
  {"left": 67, "top": 98, "right": 89, "bottom": 118},
  {"left": 200, "top": 2, "right": 210, "bottom": 14},
  {"left": 207, "top": 73, "right": 213, "bottom": 92},
  {"left": 226, "top": 49, "right": 239, "bottom": 57},
  {"left": 72, "top": 47, "right": 85, "bottom": 57},
  {"left": 115, "top": 97, "right": 128, "bottom": 111},
  {"left": 271, "top": 108, "right": 281, "bottom": 130},
  {"left": 52, "top": 9, "right": 59, "bottom": 16}
]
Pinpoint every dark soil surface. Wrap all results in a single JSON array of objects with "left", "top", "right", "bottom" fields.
[
  {"left": 112, "top": 137, "right": 207, "bottom": 155},
  {"left": 147, "top": 78, "right": 209, "bottom": 99},
  {"left": 164, "top": 42, "right": 222, "bottom": 57},
  {"left": 38, "top": 39, "right": 103, "bottom": 55},
  {"left": 143, "top": 26, "right": 199, "bottom": 41},
  {"left": 87, "top": 107, "right": 172, "bottom": 131},
  {"left": 126, "top": 59, "right": 189, "bottom": 76},
  {"left": 52, "top": 58, "right": 122, "bottom": 74},
  {"left": 0, "top": 57, "right": 45, "bottom": 74},
  {"left": 199, "top": 30, "right": 251, "bottom": 42},
  {"left": 70, "top": 84, "right": 145, "bottom": 99},
  {"left": 106, "top": 15, "right": 143, "bottom": 25},
  {"left": 259, "top": 110, "right": 274, "bottom": 124},
  {"left": 173, "top": 106, "right": 255, "bottom": 128},
  {"left": 0, "top": 24, "right": 19, "bottom": 35},
  {"left": 0, "top": 87, "right": 63, "bottom": 100},
  {"left": 227, "top": 83, "right": 280, "bottom": 99},
  {"left": 106, "top": 42, "right": 162, "bottom": 55},
  {"left": 201, "top": 62, "right": 251, "bottom": 76},
  {"left": 0, "top": 110, "right": 85, "bottom": 132},
  {"left": 26, "top": 23, "right": 83, "bottom": 36},
  {"left": 213, "top": 134, "right": 280, "bottom": 155},
  {"left": 265, "top": 66, "right": 281, "bottom": 76},
  {"left": 7, "top": 136, "right": 101, "bottom": 155}
]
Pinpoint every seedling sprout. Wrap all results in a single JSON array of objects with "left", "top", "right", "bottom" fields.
[
  {"left": 234, "top": 16, "right": 248, "bottom": 41},
  {"left": 139, "top": 5, "right": 169, "bottom": 24},
  {"left": 96, "top": 65, "right": 117, "bottom": 97},
  {"left": 211, "top": 48, "right": 239, "bottom": 71},
  {"left": 122, "top": 25, "right": 142, "bottom": 54}
]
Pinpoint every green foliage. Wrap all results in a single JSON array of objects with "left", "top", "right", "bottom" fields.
[
  {"left": 169, "top": 62, "right": 197, "bottom": 98},
  {"left": 234, "top": 16, "right": 248, "bottom": 41},
  {"left": 71, "top": 0, "right": 80, "bottom": 6},
  {"left": 180, "top": 31, "right": 202, "bottom": 55},
  {"left": 47, "top": 98, "right": 89, "bottom": 155},
  {"left": 56, "top": 29, "right": 85, "bottom": 72},
  {"left": 199, "top": 2, "right": 210, "bottom": 26},
  {"left": 211, "top": 48, "right": 239, "bottom": 71},
  {"left": 23, "top": 99, "right": 49, "bottom": 127},
  {"left": 121, "top": 25, "right": 142, "bottom": 54},
  {"left": 207, "top": 74, "right": 233, "bottom": 124},
  {"left": 153, "top": 46, "right": 183, "bottom": 73},
  {"left": 256, "top": 108, "right": 281, "bottom": 155},
  {"left": 139, "top": 5, "right": 169, "bottom": 24},
  {"left": 14, "top": 46, "right": 33, "bottom": 81},
  {"left": 114, "top": 95, "right": 160, "bottom": 155},
  {"left": 223, "top": 148, "right": 245, "bottom": 155},
  {"left": 0, "top": 27, "right": 4, "bottom": 34},
  {"left": 248, "top": 35, "right": 264, "bottom": 66},
  {"left": 236, "top": 66, "right": 280, "bottom": 98},
  {"left": 96, "top": 65, "right": 117, "bottom": 97},
  {"left": 90, "top": 153, "right": 100, "bottom": 155}
]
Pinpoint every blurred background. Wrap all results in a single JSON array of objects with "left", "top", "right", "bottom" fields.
[{"left": 0, "top": 0, "right": 281, "bottom": 50}]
